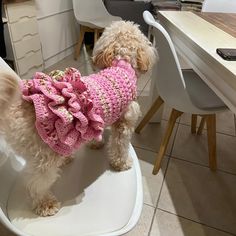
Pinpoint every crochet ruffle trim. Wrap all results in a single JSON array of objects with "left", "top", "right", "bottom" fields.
[{"left": 21, "top": 68, "right": 104, "bottom": 156}]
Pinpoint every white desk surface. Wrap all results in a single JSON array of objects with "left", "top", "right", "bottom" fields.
[{"left": 158, "top": 11, "right": 236, "bottom": 114}]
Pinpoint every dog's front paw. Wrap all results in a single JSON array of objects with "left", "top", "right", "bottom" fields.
[
  {"left": 109, "top": 157, "right": 133, "bottom": 171},
  {"left": 34, "top": 195, "right": 61, "bottom": 217}
]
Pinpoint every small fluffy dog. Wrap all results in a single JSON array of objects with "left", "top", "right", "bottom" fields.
[{"left": 0, "top": 21, "right": 156, "bottom": 216}]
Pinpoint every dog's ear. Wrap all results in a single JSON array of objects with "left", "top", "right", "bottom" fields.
[
  {"left": 92, "top": 50, "right": 105, "bottom": 68},
  {"left": 136, "top": 48, "right": 150, "bottom": 73},
  {"left": 93, "top": 43, "right": 115, "bottom": 68}
]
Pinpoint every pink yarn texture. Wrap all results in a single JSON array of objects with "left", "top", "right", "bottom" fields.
[{"left": 21, "top": 60, "right": 137, "bottom": 156}]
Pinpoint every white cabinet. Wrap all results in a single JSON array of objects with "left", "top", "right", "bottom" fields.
[{"left": 4, "top": 0, "right": 44, "bottom": 79}]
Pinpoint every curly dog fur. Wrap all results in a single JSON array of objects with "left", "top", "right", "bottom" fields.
[{"left": 0, "top": 21, "right": 156, "bottom": 216}]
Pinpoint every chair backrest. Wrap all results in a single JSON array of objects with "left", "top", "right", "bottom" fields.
[
  {"left": 72, "top": 0, "right": 111, "bottom": 23},
  {"left": 202, "top": 0, "right": 236, "bottom": 13},
  {"left": 143, "top": 11, "right": 192, "bottom": 110}
]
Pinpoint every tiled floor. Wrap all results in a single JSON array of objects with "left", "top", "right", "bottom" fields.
[{"left": 1, "top": 50, "right": 236, "bottom": 236}]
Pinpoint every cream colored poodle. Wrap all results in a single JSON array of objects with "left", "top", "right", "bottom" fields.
[{"left": 0, "top": 21, "right": 156, "bottom": 216}]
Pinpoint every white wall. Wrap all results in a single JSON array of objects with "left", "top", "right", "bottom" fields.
[{"left": 35, "top": 0, "right": 78, "bottom": 69}]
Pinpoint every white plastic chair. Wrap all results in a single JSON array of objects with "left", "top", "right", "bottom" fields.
[
  {"left": 202, "top": 0, "right": 236, "bottom": 13},
  {"left": 135, "top": 11, "right": 228, "bottom": 175},
  {"left": 0, "top": 145, "right": 143, "bottom": 236},
  {"left": 72, "top": 0, "right": 122, "bottom": 59},
  {"left": 0, "top": 58, "right": 143, "bottom": 236}
]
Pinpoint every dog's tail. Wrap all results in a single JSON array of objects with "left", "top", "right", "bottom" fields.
[{"left": 0, "top": 70, "right": 20, "bottom": 115}]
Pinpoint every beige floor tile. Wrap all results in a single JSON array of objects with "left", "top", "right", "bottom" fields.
[
  {"left": 124, "top": 204, "right": 155, "bottom": 236},
  {"left": 179, "top": 111, "right": 235, "bottom": 136},
  {"left": 171, "top": 123, "right": 208, "bottom": 166},
  {"left": 44, "top": 49, "right": 91, "bottom": 73},
  {"left": 172, "top": 124, "right": 236, "bottom": 174},
  {"left": 132, "top": 119, "right": 178, "bottom": 154},
  {"left": 150, "top": 210, "right": 233, "bottom": 236},
  {"left": 216, "top": 111, "right": 236, "bottom": 136},
  {"left": 137, "top": 70, "right": 152, "bottom": 97},
  {"left": 138, "top": 79, "right": 151, "bottom": 97},
  {"left": 158, "top": 158, "right": 236, "bottom": 235},
  {"left": 162, "top": 105, "right": 172, "bottom": 121},
  {"left": 135, "top": 147, "right": 168, "bottom": 206},
  {"left": 179, "top": 112, "right": 193, "bottom": 126},
  {"left": 137, "top": 96, "right": 180, "bottom": 124},
  {"left": 137, "top": 95, "right": 165, "bottom": 125},
  {"left": 135, "top": 95, "right": 177, "bottom": 155},
  {"left": 0, "top": 222, "right": 16, "bottom": 236},
  {"left": 78, "top": 61, "right": 99, "bottom": 76},
  {"left": 137, "top": 95, "right": 151, "bottom": 117}
]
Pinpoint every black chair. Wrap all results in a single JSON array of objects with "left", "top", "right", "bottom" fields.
[{"left": 104, "top": 0, "right": 154, "bottom": 36}]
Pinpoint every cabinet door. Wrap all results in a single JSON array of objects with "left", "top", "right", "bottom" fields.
[
  {"left": 14, "top": 35, "right": 41, "bottom": 59},
  {"left": 17, "top": 51, "right": 43, "bottom": 76},
  {"left": 6, "top": 1, "right": 36, "bottom": 23},
  {"left": 9, "top": 18, "right": 38, "bottom": 42},
  {"left": 5, "top": 0, "right": 44, "bottom": 77}
]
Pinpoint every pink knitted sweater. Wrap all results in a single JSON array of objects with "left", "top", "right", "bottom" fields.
[{"left": 21, "top": 59, "right": 137, "bottom": 156}]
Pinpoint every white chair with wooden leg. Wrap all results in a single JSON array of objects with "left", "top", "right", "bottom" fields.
[
  {"left": 136, "top": 11, "right": 228, "bottom": 175},
  {"left": 72, "top": 0, "right": 122, "bottom": 60},
  {"left": 193, "top": 0, "right": 236, "bottom": 132}
]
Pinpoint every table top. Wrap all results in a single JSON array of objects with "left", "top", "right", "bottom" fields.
[
  {"left": 158, "top": 11, "right": 236, "bottom": 77},
  {"left": 158, "top": 11, "right": 236, "bottom": 114},
  {"left": 196, "top": 12, "right": 236, "bottom": 38}
]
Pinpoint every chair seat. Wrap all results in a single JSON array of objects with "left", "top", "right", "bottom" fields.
[
  {"left": 0, "top": 144, "right": 142, "bottom": 236},
  {"left": 80, "top": 15, "right": 122, "bottom": 28},
  {"left": 184, "top": 69, "right": 227, "bottom": 111}
]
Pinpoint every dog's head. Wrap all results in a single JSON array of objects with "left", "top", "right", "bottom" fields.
[{"left": 92, "top": 21, "right": 157, "bottom": 74}]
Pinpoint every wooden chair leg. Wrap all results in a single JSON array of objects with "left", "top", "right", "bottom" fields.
[
  {"left": 74, "top": 25, "right": 85, "bottom": 60},
  {"left": 94, "top": 29, "right": 99, "bottom": 45},
  {"left": 197, "top": 116, "right": 206, "bottom": 135},
  {"left": 191, "top": 114, "right": 197, "bottom": 134},
  {"left": 135, "top": 96, "right": 164, "bottom": 134},
  {"left": 153, "top": 109, "right": 183, "bottom": 175},
  {"left": 206, "top": 114, "right": 217, "bottom": 171}
]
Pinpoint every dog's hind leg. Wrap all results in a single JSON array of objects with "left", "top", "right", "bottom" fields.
[
  {"left": 24, "top": 153, "right": 64, "bottom": 217},
  {"left": 108, "top": 101, "right": 141, "bottom": 171}
]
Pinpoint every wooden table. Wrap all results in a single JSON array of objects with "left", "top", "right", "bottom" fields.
[{"left": 158, "top": 11, "right": 236, "bottom": 114}]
